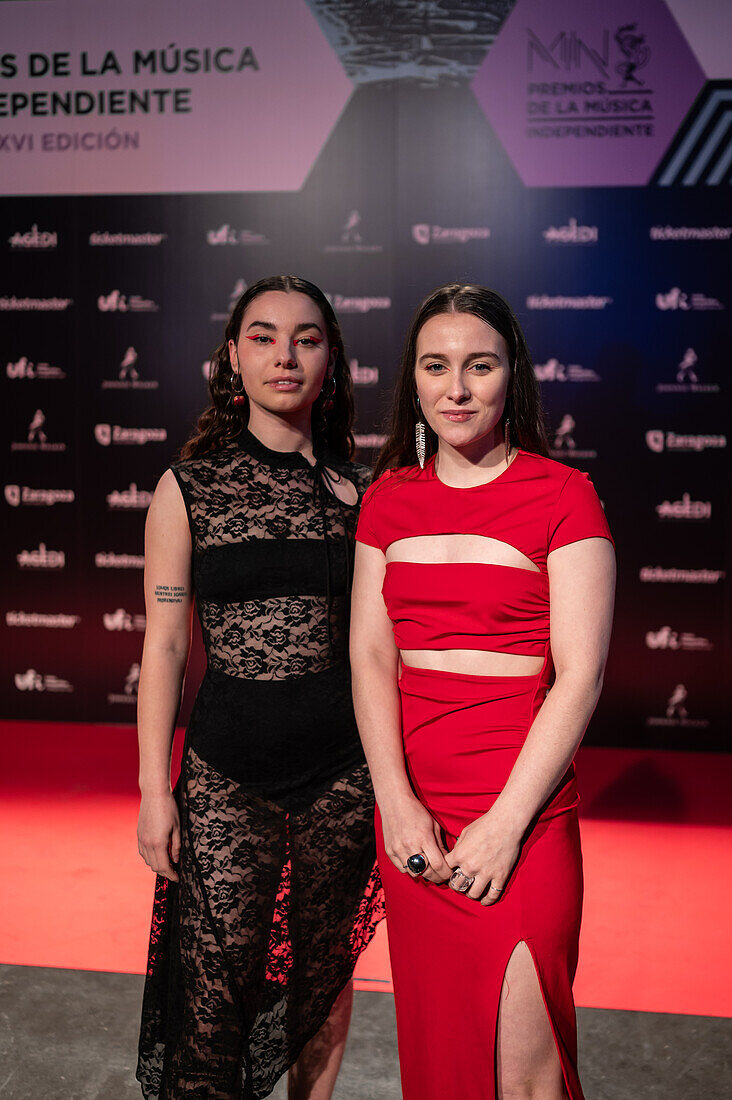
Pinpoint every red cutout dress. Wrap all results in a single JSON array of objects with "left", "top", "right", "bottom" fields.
[{"left": 356, "top": 450, "right": 613, "bottom": 1100}]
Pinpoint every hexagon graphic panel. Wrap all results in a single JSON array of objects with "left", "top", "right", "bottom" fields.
[
  {"left": 471, "top": 0, "right": 706, "bottom": 186},
  {"left": 0, "top": 0, "right": 352, "bottom": 195}
]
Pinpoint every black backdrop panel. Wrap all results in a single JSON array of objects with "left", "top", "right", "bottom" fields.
[{"left": 2, "top": 0, "right": 730, "bottom": 748}]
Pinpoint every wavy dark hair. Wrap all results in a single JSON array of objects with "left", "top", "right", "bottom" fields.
[
  {"left": 180, "top": 275, "right": 355, "bottom": 460},
  {"left": 374, "top": 284, "right": 548, "bottom": 478}
]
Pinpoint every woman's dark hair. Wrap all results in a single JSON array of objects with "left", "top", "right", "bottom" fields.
[
  {"left": 374, "top": 284, "right": 548, "bottom": 478},
  {"left": 180, "top": 275, "right": 355, "bottom": 460}
]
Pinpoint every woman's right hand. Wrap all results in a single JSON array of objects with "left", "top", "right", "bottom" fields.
[
  {"left": 138, "top": 791, "right": 181, "bottom": 882},
  {"left": 379, "top": 794, "right": 452, "bottom": 885}
]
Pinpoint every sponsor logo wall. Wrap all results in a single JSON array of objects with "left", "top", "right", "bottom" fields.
[{"left": 1, "top": 0, "right": 730, "bottom": 747}]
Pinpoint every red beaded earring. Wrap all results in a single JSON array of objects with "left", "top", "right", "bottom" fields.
[{"left": 230, "top": 370, "right": 245, "bottom": 407}]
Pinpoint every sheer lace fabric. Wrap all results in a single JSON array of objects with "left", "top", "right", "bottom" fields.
[{"left": 137, "top": 431, "right": 384, "bottom": 1099}]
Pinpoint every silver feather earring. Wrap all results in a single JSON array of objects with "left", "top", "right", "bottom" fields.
[
  {"left": 415, "top": 396, "right": 426, "bottom": 469},
  {"left": 504, "top": 416, "right": 511, "bottom": 465}
]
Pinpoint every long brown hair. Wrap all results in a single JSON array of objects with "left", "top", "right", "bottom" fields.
[
  {"left": 180, "top": 275, "right": 355, "bottom": 460},
  {"left": 374, "top": 284, "right": 548, "bottom": 478}
]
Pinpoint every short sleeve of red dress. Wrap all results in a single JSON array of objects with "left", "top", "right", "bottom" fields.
[
  {"left": 548, "top": 467, "right": 614, "bottom": 554},
  {"left": 355, "top": 472, "right": 390, "bottom": 552}
]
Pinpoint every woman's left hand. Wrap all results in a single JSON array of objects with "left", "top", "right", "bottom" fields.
[{"left": 445, "top": 813, "right": 523, "bottom": 906}]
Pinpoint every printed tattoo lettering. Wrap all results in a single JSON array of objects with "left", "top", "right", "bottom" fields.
[{"left": 154, "top": 584, "right": 187, "bottom": 604}]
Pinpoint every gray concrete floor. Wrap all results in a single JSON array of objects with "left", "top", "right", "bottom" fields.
[{"left": 0, "top": 965, "right": 730, "bottom": 1099}]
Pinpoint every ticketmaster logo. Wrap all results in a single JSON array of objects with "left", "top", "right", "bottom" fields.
[
  {"left": 650, "top": 225, "right": 731, "bottom": 241},
  {"left": 0, "top": 296, "right": 72, "bottom": 311},
  {"left": 89, "top": 231, "right": 166, "bottom": 246},
  {"left": 640, "top": 567, "right": 725, "bottom": 584},
  {"left": 645, "top": 430, "right": 726, "bottom": 453},
  {"left": 6, "top": 611, "right": 80, "bottom": 628},
  {"left": 95, "top": 552, "right": 145, "bottom": 569},
  {"left": 526, "top": 295, "right": 611, "bottom": 310},
  {"left": 95, "top": 424, "right": 167, "bottom": 446}
]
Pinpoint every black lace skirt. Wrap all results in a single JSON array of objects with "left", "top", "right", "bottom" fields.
[{"left": 137, "top": 675, "right": 384, "bottom": 1099}]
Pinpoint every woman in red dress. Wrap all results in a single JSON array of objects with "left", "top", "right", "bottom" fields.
[{"left": 350, "top": 285, "right": 615, "bottom": 1099}]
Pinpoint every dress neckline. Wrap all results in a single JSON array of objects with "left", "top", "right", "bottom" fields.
[
  {"left": 427, "top": 449, "right": 524, "bottom": 491},
  {"left": 236, "top": 426, "right": 317, "bottom": 470}
]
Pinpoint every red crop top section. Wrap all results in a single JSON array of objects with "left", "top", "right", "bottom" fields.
[{"left": 356, "top": 451, "right": 613, "bottom": 656}]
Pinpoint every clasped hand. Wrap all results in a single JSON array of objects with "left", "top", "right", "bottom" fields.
[
  {"left": 444, "top": 814, "right": 522, "bottom": 906},
  {"left": 382, "top": 795, "right": 521, "bottom": 905}
]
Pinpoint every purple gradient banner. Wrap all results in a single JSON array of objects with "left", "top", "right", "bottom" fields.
[{"left": 0, "top": 0, "right": 351, "bottom": 195}]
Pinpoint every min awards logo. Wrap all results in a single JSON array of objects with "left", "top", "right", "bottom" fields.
[{"left": 471, "top": 0, "right": 704, "bottom": 186}]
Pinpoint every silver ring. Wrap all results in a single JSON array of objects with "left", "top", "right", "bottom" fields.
[
  {"left": 449, "top": 867, "right": 475, "bottom": 894},
  {"left": 488, "top": 883, "right": 503, "bottom": 894}
]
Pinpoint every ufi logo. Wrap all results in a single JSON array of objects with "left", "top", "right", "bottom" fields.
[
  {"left": 14, "top": 668, "right": 73, "bottom": 693},
  {"left": 103, "top": 608, "right": 146, "bottom": 632},
  {"left": 656, "top": 287, "right": 724, "bottom": 311},
  {"left": 6, "top": 356, "right": 65, "bottom": 381},
  {"left": 97, "top": 290, "right": 159, "bottom": 313},
  {"left": 645, "top": 626, "right": 712, "bottom": 652}
]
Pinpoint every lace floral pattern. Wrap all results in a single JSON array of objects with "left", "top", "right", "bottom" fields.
[
  {"left": 138, "top": 751, "right": 383, "bottom": 1099},
  {"left": 175, "top": 441, "right": 369, "bottom": 679},
  {"left": 137, "top": 433, "right": 385, "bottom": 1099},
  {"left": 202, "top": 596, "right": 348, "bottom": 680}
]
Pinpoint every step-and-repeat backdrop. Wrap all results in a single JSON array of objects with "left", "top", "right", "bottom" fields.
[{"left": 2, "top": 0, "right": 730, "bottom": 748}]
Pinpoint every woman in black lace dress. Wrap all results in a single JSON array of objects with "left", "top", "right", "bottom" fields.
[{"left": 136, "top": 276, "right": 384, "bottom": 1099}]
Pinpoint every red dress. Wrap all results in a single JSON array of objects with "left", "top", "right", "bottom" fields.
[{"left": 356, "top": 450, "right": 613, "bottom": 1100}]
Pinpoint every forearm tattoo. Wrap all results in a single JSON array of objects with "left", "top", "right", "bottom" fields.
[{"left": 154, "top": 584, "right": 187, "bottom": 604}]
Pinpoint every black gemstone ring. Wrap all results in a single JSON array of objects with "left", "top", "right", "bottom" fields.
[{"left": 406, "top": 853, "right": 427, "bottom": 875}]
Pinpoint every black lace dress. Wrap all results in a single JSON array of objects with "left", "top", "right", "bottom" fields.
[{"left": 137, "top": 428, "right": 384, "bottom": 1100}]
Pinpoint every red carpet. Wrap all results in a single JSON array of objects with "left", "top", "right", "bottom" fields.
[{"left": 1, "top": 721, "right": 730, "bottom": 1016}]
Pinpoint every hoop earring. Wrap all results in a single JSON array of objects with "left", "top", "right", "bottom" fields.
[
  {"left": 230, "top": 370, "right": 245, "bottom": 407},
  {"left": 415, "top": 395, "right": 426, "bottom": 469},
  {"left": 504, "top": 416, "right": 511, "bottom": 464}
]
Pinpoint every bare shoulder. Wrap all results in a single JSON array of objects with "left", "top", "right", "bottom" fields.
[
  {"left": 151, "top": 469, "right": 184, "bottom": 507},
  {"left": 147, "top": 469, "right": 189, "bottom": 537}
]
